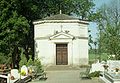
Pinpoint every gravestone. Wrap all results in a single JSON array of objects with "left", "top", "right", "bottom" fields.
[
  {"left": 11, "top": 69, "right": 20, "bottom": 78},
  {"left": 90, "top": 61, "right": 104, "bottom": 73},
  {"left": 21, "top": 65, "right": 28, "bottom": 76},
  {"left": 107, "top": 60, "right": 120, "bottom": 72}
]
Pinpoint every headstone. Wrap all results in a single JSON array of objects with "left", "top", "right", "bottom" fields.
[
  {"left": 21, "top": 65, "right": 28, "bottom": 76},
  {"left": 11, "top": 69, "right": 20, "bottom": 78},
  {"left": 90, "top": 62, "right": 104, "bottom": 73},
  {"left": 107, "top": 60, "right": 120, "bottom": 72},
  {"left": 28, "top": 65, "right": 33, "bottom": 74}
]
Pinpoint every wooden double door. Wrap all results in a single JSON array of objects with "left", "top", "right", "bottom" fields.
[{"left": 56, "top": 44, "right": 68, "bottom": 65}]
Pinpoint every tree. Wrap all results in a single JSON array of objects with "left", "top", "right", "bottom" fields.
[
  {"left": 0, "top": 0, "right": 29, "bottom": 67},
  {"left": 0, "top": 0, "right": 96, "bottom": 67},
  {"left": 73, "top": 0, "right": 95, "bottom": 20},
  {"left": 96, "top": 0, "right": 120, "bottom": 59},
  {"left": 88, "top": 30, "right": 93, "bottom": 49}
]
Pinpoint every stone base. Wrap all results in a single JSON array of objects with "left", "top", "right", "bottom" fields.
[{"left": 100, "top": 72, "right": 120, "bottom": 83}]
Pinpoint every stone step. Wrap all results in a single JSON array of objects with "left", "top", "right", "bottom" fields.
[{"left": 45, "top": 65, "right": 80, "bottom": 71}]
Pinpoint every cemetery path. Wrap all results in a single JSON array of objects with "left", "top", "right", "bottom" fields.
[{"left": 29, "top": 70, "right": 105, "bottom": 83}]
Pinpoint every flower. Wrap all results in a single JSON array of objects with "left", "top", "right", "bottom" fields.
[{"left": 21, "top": 70, "right": 26, "bottom": 76}]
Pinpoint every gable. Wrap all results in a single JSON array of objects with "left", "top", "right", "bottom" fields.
[{"left": 49, "top": 32, "right": 74, "bottom": 40}]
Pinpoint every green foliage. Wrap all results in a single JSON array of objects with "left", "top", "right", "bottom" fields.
[
  {"left": 27, "top": 55, "right": 33, "bottom": 66},
  {"left": 88, "top": 33, "right": 93, "bottom": 49},
  {"left": 0, "top": 0, "right": 96, "bottom": 67},
  {"left": 89, "top": 53, "right": 108, "bottom": 61},
  {"left": 0, "top": 53, "right": 12, "bottom": 65},
  {"left": 5, "top": 57, "right": 12, "bottom": 65},
  {"left": 21, "top": 70, "right": 26, "bottom": 76},
  {"left": 33, "top": 58, "right": 43, "bottom": 73},
  {"left": 0, "top": 53, "right": 7, "bottom": 64},
  {"left": 96, "top": 0, "right": 120, "bottom": 59},
  {"left": 19, "top": 48, "right": 27, "bottom": 68},
  {"left": 89, "top": 71, "right": 100, "bottom": 77},
  {"left": 0, "top": 0, "right": 30, "bottom": 67},
  {"left": 18, "top": 49, "right": 43, "bottom": 74},
  {"left": 73, "top": 0, "right": 95, "bottom": 20}
]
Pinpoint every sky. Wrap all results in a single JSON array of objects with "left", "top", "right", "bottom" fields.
[{"left": 89, "top": 0, "right": 111, "bottom": 42}]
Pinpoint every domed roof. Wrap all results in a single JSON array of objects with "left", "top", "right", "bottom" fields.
[
  {"left": 44, "top": 14, "right": 78, "bottom": 20},
  {"left": 33, "top": 14, "right": 89, "bottom": 25}
]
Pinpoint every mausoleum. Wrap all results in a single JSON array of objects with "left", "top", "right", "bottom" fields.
[{"left": 33, "top": 13, "right": 89, "bottom": 66}]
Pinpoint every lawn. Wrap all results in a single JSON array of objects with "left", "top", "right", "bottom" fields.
[{"left": 89, "top": 53, "right": 108, "bottom": 64}]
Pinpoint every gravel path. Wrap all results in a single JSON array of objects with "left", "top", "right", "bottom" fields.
[{"left": 29, "top": 70, "right": 105, "bottom": 83}]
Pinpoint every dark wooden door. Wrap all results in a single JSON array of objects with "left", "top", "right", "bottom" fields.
[{"left": 56, "top": 44, "right": 68, "bottom": 65}]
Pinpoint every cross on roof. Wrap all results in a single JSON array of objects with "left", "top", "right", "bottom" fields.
[{"left": 60, "top": 10, "right": 62, "bottom": 14}]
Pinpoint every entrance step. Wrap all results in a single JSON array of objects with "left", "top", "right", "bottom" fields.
[{"left": 45, "top": 65, "right": 80, "bottom": 71}]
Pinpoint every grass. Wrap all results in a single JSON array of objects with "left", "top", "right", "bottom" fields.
[{"left": 89, "top": 53, "right": 108, "bottom": 64}]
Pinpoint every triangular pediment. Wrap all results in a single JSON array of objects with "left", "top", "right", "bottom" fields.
[{"left": 50, "top": 32, "right": 74, "bottom": 40}]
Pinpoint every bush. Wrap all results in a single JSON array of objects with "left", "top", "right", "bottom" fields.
[
  {"left": 27, "top": 55, "right": 33, "bottom": 66},
  {"left": 18, "top": 48, "right": 43, "bottom": 74},
  {"left": 19, "top": 48, "right": 27, "bottom": 68},
  {"left": 89, "top": 71, "right": 100, "bottom": 77},
  {"left": 89, "top": 60, "right": 95, "bottom": 65},
  {"left": 33, "top": 58, "right": 43, "bottom": 73},
  {"left": 0, "top": 53, "right": 7, "bottom": 64}
]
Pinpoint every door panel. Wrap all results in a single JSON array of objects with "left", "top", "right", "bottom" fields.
[{"left": 56, "top": 44, "right": 68, "bottom": 65}]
